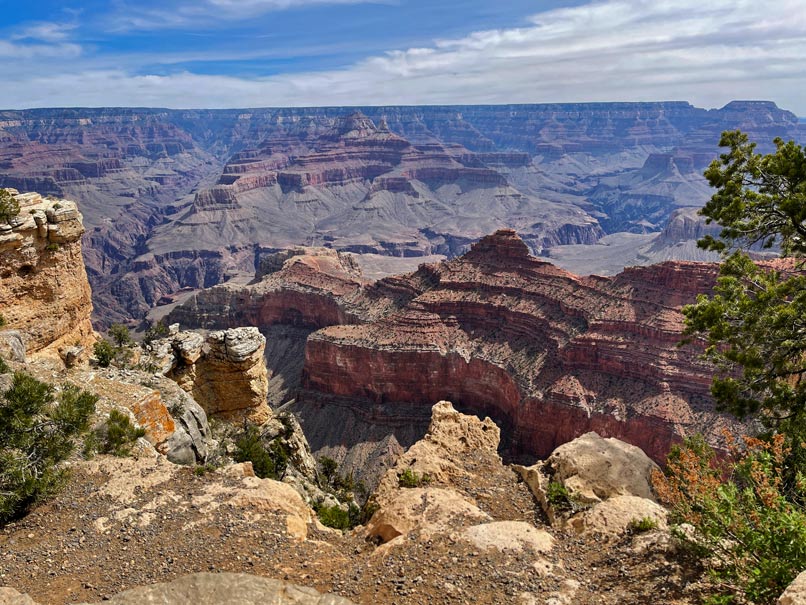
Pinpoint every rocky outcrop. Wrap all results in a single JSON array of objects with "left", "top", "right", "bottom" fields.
[
  {"left": 149, "top": 326, "right": 271, "bottom": 424},
  {"left": 0, "top": 189, "right": 94, "bottom": 358},
  {"left": 515, "top": 432, "right": 667, "bottom": 538},
  {"left": 85, "top": 369, "right": 212, "bottom": 465}
]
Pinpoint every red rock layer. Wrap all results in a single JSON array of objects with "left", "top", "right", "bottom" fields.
[{"left": 300, "top": 230, "right": 727, "bottom": 462}]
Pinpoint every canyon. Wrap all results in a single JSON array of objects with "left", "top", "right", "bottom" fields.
[
  {"left": 167, "top": 230, "right": 741, "bottom": 480},
  {"left": 0, "top": 101, "right": 802, "bottom": 326}
]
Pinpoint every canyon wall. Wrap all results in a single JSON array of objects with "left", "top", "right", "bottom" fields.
[
  {"left": 1, "top": 101, "right": 801, "bottom": 325},
  {"left": 170, "top": 230, "right": 741, "bottom": 467}
]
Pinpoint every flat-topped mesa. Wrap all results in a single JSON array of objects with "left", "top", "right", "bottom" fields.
[{"left": 0, "top": 189, "right": 94, "bottom": 359}]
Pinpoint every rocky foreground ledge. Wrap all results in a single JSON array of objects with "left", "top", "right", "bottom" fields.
[{"left": 3, "top": 401, "right": 803, "bottom": 605}]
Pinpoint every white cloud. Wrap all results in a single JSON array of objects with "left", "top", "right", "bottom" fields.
[
  {"left": 2, "top": 0, "right": 805, "bottom": 113},
  {"left": 12, "top": 22, "right": 77, "bottom": 43},
  {"left": 107, "top": 0, "right": 385, "bottom": 31}
]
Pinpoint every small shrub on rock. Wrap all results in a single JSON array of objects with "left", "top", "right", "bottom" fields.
[
  {"left": 0, "top": 373, "right": 97, "bottom": 524},
  {"left": 398, "top": 467, "right": 431, "bottom": 488},
  {"left": 628, "top": 516, "right": 659, "bottom": 533},
  {"left": 0, "top": 189, "right": 20, "bottom": 224},
  {"left": 95, "top": 410, "right": 146, "bottom": 457},
  {"left": 545, "top": 481, "right": 572, "bottom": 509},
  {"left": 0, "top": 356, "right": 9, "bottom": 375},
  {"left": 233, "top": 424, "right": 289, "bottom": 480}
]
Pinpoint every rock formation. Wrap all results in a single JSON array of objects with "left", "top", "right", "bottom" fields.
[
  {"left": 169, "top": 229, "right": 742, "bottom": 473},
  {"left": 0, "top": 189, "right": 94, "bottom": 358},
  {"left": 779, "top": 571, "right": 806, "bottom": 605},
  {"left": 293, "top": 230, "right": 733, "bottom": 467},
  {"left": 147, "top": 326, "right": 271, "bottom": 424},
  {"left": 81, "top": 573, "right": 355, "bottom": 605}
]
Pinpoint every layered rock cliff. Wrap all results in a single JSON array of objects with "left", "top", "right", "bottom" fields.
[
  {"left": 169, "top": 229, "right": 736, "bottom": 469},
  {"left": 0, "top": 189, "right": 94, "bottom": 358},
  {"left": 1, "top": 102, "right": 801, "bottom": 325},
  {"left": 299, "top": 230, "right": 727, "bottom": 464}
]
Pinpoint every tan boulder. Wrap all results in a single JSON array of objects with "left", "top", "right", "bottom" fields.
[
  {"left": 0, "top": 588, "right": 38, "bottom": 605},
  {"left": 229, "top": 477, "right": 313, "bottom": 540},
  {"left": 76, "top": 572, "right": 355, "bottom": 604},
  {"left": 545, "top": 432, "right": 659, "bottom": 503},
  {"left": 366, "top": 487, "right": 491, "bottom": 544},
  {"left": 570, "top": 495, "right": 667, "bottom": 537},
  {"left": 461, "top": 521, "right": 554, "bottom": 553},
  {"left": 779, "top": 571, "right": 806, "bottom": 605}
]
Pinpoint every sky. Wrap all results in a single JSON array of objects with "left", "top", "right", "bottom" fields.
[{"left": 1, "top": 0, "right": 805, "bottom": 113}]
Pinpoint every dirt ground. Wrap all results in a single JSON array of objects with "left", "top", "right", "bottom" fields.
[{"left": 0, "top": 446, "right": 707, "bottom": 605}]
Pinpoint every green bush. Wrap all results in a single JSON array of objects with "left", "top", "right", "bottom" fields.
[
  {"left": 143, "top": 320, "right": 170, "bottom": 345},
  {"left": 314, "top": 497, "right": 379, "bottom": 530},
  {"left": 545, "top": 481, "right": 571, "bottom": 509},
  {"left": 0, "top": 356, "right": 9, "bottom": 375},
  {"left": 93, "top": 340, "right": 115, "bottom": 367},
  {"left": 233, "top": 424, "right": 289, "bottom": 480},
  {"left": 398, "top": 467, "right": 431, "bottom": 488},
  {"left": 314, "top": 503, "right": 353, "bottom": 530},
  {"left": 96, "top": 410, "right": 146, "bottom": 457},
  {"left": 0, "top": 373, "right": 97, "bottom": 524},
  {"left": 628, "top": 516, "right": 659, "bottom": 533},
  {"left": 0, "top": 313, "right": 5, "bottom": 327},
  {"left": 45, "top": 243, "right": 59, "bottom": 252},
  {"left": 108, "top": 324, "right": 132, "bottom": 348},
  {"left": 654, "top": 434, "right": 806, "bottom": 604},
  {"left": 318, "top": 456, "right": 339, "bottom": 486},
  {"left": 0, "top": 189, "right": 20, "bottom": 224}
]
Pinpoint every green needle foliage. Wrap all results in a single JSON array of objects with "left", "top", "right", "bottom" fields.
[
  {"left": 684, "top": 129, "right": 806, "bottom": 434},
  {"left": 0, "top": 373, "right": 97, "bottom": 524}
]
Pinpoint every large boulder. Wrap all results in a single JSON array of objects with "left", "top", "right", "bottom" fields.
[
  {"left": 569, "top": 495, "right": 668, "bottom": 537},
  {"left": 461, "top": 521, "right": 554, "bottom": 554},
  {"left": 366, "top": 487, "right": 491, "bottom": 544},
  {"left": 76, "top": 573, "right": 354, "bottom": 604},
  {"left": 0, "top": 588, "right": 37, "bottom": 605},
  {"left": 545, "top": 432, "right": 659, "bottom": 503}
]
